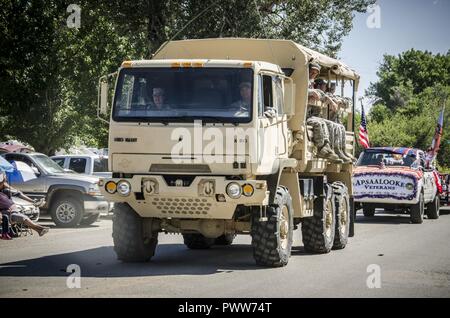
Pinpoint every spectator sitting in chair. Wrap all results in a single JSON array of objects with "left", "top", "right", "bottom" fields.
[{"left": 0, "top": 172, "right": 48, "bottom": 238}]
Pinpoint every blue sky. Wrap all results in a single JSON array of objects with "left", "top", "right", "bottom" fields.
[{"left": 339, "top": 0, "right": 450, "bottom": 111}]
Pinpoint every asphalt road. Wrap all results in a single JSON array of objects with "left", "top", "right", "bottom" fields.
[{"left": 1, "top": 209, "right": 450, "bottom": 298}]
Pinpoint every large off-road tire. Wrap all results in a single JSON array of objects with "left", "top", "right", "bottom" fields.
[
  {"left": 214, "top": 234, "right": 236, "bottom": 246},
  {"left": 426, "top": 195, "right": 440, "bottom": 220},
  {"left": 362, "top": 205, "right": 375, "bottom": 217},
  {"left": 112, "top": 203, "right": 158, "bottom": 262},
  {"left": 410, "top": 192, "right": 425, "bottom": 224},
  {"left": 251, "top": 186, "right": 293, "bottom": 267},
  {"left": 332, "top": 182, "right": 350, "bottom": 250},
  {"left": 50, "top": 196, "right": 84, "bottom": 228},
  {"left": 183, "top": 234, "right": 215, "bottom": 249},
  {"left": 302, "top": 184, "right": 335, "bottom": 253},
  {"left": 80, "top": 213, "right": 100, "bottom": 226}
]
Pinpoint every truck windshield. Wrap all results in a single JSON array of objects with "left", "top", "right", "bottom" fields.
[
  {"left": 356, "top": 150, "right": 417, "bottom": 167},
  {"left": 113, "top": 67, "right": 253, "bottom": 123}
]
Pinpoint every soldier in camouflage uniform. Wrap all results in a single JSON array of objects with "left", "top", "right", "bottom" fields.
[
  {"left": 306, "top": 63, "right": 353, "bottom": 164},
  {"left": 306, "top": 63, "right": 342, "bottom": 163},
  {"left": 325, "top": 83, "right": 355, "bottom": 162}
]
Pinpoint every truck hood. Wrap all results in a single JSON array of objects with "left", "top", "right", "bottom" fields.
[{"left": 353, "top": 166, "right": 423, "bottom": 201}]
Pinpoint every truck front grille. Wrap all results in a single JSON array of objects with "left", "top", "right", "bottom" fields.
[{"left": 150, "top": 197, "right": 212, "bottom": 215}]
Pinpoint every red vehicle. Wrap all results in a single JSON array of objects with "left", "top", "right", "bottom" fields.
[{"left": 439, "top": 174, "right": 449, "bottom": 207}]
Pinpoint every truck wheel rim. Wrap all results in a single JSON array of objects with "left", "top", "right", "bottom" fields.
[
  {"left": 280, "top": 205, "right": 289, "bottom": 250},
  {"left": 339, "top": 200, "right": 348, "bottom": 236},
  {"left": 325, "top": 199, "right": 333, "bottom": 238},
  {"left": 56, "top": 203, "right": 76, "bottom": 223}
]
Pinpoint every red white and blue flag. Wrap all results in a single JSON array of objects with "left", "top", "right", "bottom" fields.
[{"left": 358, "top": 104, "right": 370, "bottom": 149}]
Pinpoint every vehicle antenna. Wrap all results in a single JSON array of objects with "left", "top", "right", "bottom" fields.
[
  {"left": 151, "top": 0, "right": 222, "bottom": 59},
  {"left": 253, "top": 0, "right": 279, "bottom": 67}
]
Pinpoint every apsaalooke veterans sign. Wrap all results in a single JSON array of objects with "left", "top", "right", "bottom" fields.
[{"left": 353, "top": 171, "right": 418, "bottom": 201}]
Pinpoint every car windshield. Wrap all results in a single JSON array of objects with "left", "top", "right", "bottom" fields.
[
  {"left": 33, "top": 154, "right": 66, "bottom": 174},
  {"left": 113, "top": 67, "right": 253, "bottom": 123},
  {"left": 356, "top": 150, "right": 417, "bottom": 167}
]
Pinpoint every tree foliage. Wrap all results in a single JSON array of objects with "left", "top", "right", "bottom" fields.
[
  {"left": 367, "top": 49, "right": 450, "bottom": 111},
  {"left": 0, "top": 0, "right": 374, "bottom": 154},
  {"left": 366, "top": 49, "right": 450, "bottom": 168}
]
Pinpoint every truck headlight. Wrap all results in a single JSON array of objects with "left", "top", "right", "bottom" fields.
[
  {"left": 226, "top": 182, "right": 242, "bottom": 199},
  {"left": 117, "top": 181, "right": 131, "bottom": 196}
]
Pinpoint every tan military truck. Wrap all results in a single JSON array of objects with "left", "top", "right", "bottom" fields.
[{"left": 98, "top": 38, "right": 359, "bottom": 267}]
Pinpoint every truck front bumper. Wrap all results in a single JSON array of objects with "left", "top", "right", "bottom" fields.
[{"left": 99, "top": 175, "right": 269, "bottom": 219}]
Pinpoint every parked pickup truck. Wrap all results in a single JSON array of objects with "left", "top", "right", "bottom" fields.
[
  {"left": 353, "top": 147, "right": 440, "bottom": 223},
  {"left": 51, "top": 154, "right": 111, "bottom": 178},
  {"left": 2, "top": 152, "right": 109, "bottom": 227}
]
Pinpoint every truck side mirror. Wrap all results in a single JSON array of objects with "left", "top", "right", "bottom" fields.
[
  {"left": 97, "top": 72, "right": 117, "bottom": 122},
  {"left": 283, "top": 79, "right": 295, "bottom": 117},
  {"left": 99, "top": 80, "right": 109, "bottom": 115}
]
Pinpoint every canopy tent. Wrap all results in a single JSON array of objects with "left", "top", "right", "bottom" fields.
[{"left": 5, "top": 161, "right": 38, "bottom": 183}]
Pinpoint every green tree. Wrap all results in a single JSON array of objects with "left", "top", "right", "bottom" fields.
[
  {"left": 365, "top": 83, "right": 450, "bottom": 168},
  {"left": 366, "top": 50, "right": 450, "bottom": 168},
  {"left": 98, "top": 0, "right": 375, "bottom": 57},
  {"left": 367, "top": 49, "right": 450, "bottom": 111}
]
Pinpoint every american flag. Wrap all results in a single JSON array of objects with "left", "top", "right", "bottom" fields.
[{"left": 358, "top": 104, "right": 370, "bottom": 149}]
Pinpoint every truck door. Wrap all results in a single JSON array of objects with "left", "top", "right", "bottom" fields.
[
  {"left": 256, "top": 74, "right": 279, "bottom": 174},
  {"left": 256, "top": 74, "right": 289, "bottom": 174},
  {"left": 423, "top": 170, "right": 435, "bottom": 202},
  {"left": 418, "top": 153, "right": 435, "bottom": 202}
]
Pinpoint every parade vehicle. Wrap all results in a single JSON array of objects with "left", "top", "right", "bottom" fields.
[
  {"left": 353, "top": 147, "right": 440, "bottom": 223},
  {"left": 98, "top": 38, "right": 359, "bottom": 267}
]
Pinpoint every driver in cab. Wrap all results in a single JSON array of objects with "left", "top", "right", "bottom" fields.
[{"left": 230, "top": 82, "right": 251, "bottom": 117}]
